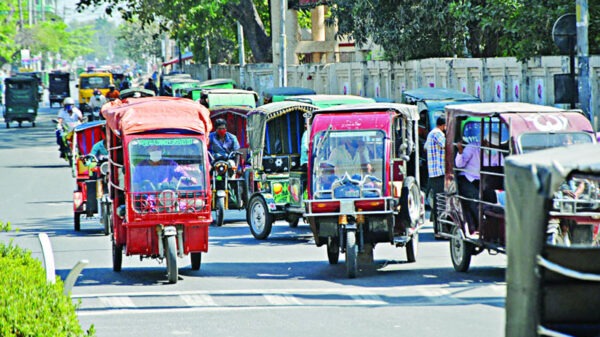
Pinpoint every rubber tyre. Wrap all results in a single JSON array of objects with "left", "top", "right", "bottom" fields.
[
  {"left": 166, "top": 235, "right": 178, "bottom": 284},
  {"left": 74, "top": 212, "right": 81, "bottom": 231},
  {"left": 450, "top": 226, "right": 473, "bottom": 272},
  {"left": 327, "top": 240, "right": 340, "bottom": 265},
  {"left": 102, "top": 204, "right": 111, "bottom": 236},
  {"left": 191, "top": 252, "right": 201, "bottom": 271},
  {"left": 5, "top": 122, "right": 9, "bottom": 129},
  {"left": 406, "top": 230, "right": 419, "bottom": 263},
  {"left": 31, "top": 121, "right": 35, "bottom": 127},
  {"left": 247, "top": 196, "right": 273, "bottom": 240},
  {"left": 345, "top": 230, "right": 358, "bottom": 278},
  {"left": 399, "top": 177, "right": 421, "bottom": 228},
  {"left": 214, "top": 197, "right": 225, "bottom": 227},
  {"left": 112, "top": 240, "right": 122, "bottom": 272}
]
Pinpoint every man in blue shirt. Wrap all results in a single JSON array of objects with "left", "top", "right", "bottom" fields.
[
  {"left": 424, "top": 115, "right": 446, "bottom": 237},
  {"left": 208, "top": 119, "right": 240, "bottom": 160}
]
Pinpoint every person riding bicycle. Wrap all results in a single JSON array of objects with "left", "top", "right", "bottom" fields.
[{"left": 55, "top": 97, "right": 83, "bottom": 159}]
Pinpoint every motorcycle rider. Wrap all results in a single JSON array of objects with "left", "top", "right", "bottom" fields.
[
  {"left": 105, "top": 84, "right": 120, "bottom": 101},
  {"left": 208, "top": 118, "right": 240, "bottom": 161},
  {"left": 55, "top": 97, "right": 83, "bottom": 159},
  {"left": 88, "top": 89, "right": 107, "bottom": 119}
]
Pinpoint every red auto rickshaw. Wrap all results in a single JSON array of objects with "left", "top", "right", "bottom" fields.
[
  {"left": 438, "top": 102, "right": 597, "bottom": 272},
  {"left": 304, "top": 103, "right": 424, "bottom": 278},
  {"left": 102, "top": 97, "right": 213, "bottom": 283},
  {"left": 71, "top": 120, "right": 108, "bottom": 233}
]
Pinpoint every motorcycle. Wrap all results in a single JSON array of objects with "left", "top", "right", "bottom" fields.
[{"left": 210, "top": 150, "right": 245, "bottom": 227}]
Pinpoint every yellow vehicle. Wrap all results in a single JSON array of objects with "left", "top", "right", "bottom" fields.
[{"left": 77, "top": 72, "right": 114, "bottom": 111}]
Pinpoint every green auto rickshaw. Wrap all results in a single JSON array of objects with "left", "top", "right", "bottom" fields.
[
  {"left": 4, "top": 76, "right": 39, "bottom": 128},
  {"left": 262, "top": 86, "right": 316, "bottom": 105}
]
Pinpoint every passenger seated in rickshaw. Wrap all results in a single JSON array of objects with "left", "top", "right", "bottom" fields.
[
  {"left": 132, "top": 145, "right": 185, "bottom": 192},
  {"left": 328, "top": 138, "right": 372, "bottom": 179}
]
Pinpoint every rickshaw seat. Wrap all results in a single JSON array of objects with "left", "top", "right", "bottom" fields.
[{"left": 539, "top": 245, "right": 600, "bottom": 335}]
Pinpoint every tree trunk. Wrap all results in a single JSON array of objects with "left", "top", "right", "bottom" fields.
[{"left": 226, "top": 0, "right": 272, "bottom": 63}]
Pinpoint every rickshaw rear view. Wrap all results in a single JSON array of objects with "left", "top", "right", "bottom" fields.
[
  {"left": 103, "top": 97, "right": 213, "bottom": 283},
  {"left": 4, "top": 76, "right": 39, "bottom": 128},
  {"left": 505, "top": 144, "right": 600, "bottom": 337}
]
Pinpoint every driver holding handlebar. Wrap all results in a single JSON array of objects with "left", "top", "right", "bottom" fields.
[{"left": 208, "top": 119, "right": 240, "bottom": 159}]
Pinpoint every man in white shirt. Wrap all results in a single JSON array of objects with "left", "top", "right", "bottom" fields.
[{"left": 56, "top": 97, "right": 83, "bottom": 159}]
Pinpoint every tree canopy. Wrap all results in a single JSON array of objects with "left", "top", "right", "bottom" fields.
[
  {"left": 330, "top": 0, "right": 600, "bottom": 62},
  {"left": 76, "top": 0, "right": 273, "bottom": 63}
]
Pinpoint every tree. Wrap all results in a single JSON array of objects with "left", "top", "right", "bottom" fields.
[
  {"left": 75, "top": 0, "right": 273, "bottom": 63},
  {"left": 330, "top": 0, "right": 600, "bottom": 62},
  {"left": 116, "top": 19, "right": 162, "bottom": 65}
]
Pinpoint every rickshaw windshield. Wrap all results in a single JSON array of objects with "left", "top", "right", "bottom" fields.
[
  {"left": 461, "top": 118, "right": 509, "bottom": 144},
  {"left": 129, "top": 138, "right": 205, "bottom": 193},
  {"left": 518, "top": 132, "right": 594, "bottom": 153},
  {"left": 80, "top": 76, "right": 111, "bottom": 89},
  {"left": 312, "top": 130, "right": 385, "bottom": 199}
]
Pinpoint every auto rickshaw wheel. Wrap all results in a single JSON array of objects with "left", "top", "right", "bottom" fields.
[
  {"left": 327, "top": 239, "right": 340, "bottom": 264},
  {"left": 31, "top": 121, "right": 35, "bottom": 127},
  {"left": 5, "top": 122, "right": 9, "bottom": 129},
  {"left": 74, "top": 212, "right": 81, "bottom": 231},
  {"left": 399, "top": 177, "right": 421, "bottom": 228},
  {"left": 406, "top": 230, "right": 419, "bottom": 263},
  {"left": 102, "top": 204, "right": 111, "bottom": 236},
  {"left": 247, "top": 196, "right": 273, "bottom": 240},
  {"left": 191, "top": 252, "right": 201, "bottom": 271},
  {"left": 450, "top": 226, "right": 473, "bottom": 272},
  {"left": 345, "top": 229, "right": 358, "bottom": 278},
  {"left": 112, "top": 241, "right": 122, "bottom": 272},
  {"left": 165, "top": 235, "right": 178, "bottom": 284},
  {"left": 18, "top": 121, "right": 21, "bottom": 128},
  {"left": 213, "top": 197, "right": 225, "bottom": 227}
]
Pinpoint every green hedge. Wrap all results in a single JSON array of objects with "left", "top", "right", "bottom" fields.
[{"left": 0, "top": 222, "right": 94, "bottom": 337}]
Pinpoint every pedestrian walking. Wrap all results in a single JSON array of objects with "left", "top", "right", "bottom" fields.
[{"left": 424, "top": 115, "right": 446, "bottom": 238}]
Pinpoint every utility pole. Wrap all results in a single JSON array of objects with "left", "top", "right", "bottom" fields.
[
  {"left": 576, "top": 0, "right": 593, "bottom": 127},
  {"left": 279, "top": 0, "right": 287, "bottom": 86},
  {"left": 237, "top": 22, "right": 245, "bottom": 88},
  {"left": 18, "top": 0, "right": 24, "bottom": 29}
]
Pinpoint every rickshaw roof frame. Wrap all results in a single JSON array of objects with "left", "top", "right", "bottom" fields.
[
  {"left": 445, "top": 102, "right": 571, "bottom": 116},
  {"left": 74, "top": 120, "right": 106, "bottom": 132},
  {"left": 402, "top": 87, "right": 481, "bottom": 103},
  {"left": 209, "top": 106, "right": 254, "bottom": 119},
  {"left": 102, "top": 96, "right": 212, "bottom": 136},
  {"left": 262, "top": 86, "right": 316, "bottom": 100},
  {"left": 285, "top": 94, "right": 376, "bottom": 108},
  {"left": 314, "top": 102, "right": 419, "bottom": 121},
  {"left": 247, "top": 101, "right": 319, "bottom": 153},
  {"left": 504, "top": 143, "right": 600, "bottom": 336}
]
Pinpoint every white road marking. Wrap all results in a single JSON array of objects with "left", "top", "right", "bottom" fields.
[
  {"left": 263, "top": 294, "right": 302, "bottom": 306},
  {"left": 180, "top": 294, "right": 217, "bottom": 307},
  {"left": 99, "top": 296, "right": 135, "bottom": 308},
  {"left": 349, "top": 294, "right": 386, "bottom": 305}
]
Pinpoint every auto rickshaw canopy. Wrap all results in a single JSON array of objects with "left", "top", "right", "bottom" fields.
[
  {"left": 101, "top": 97, "right": 212, "bottom": 136},
  {"left": 402, "top": 87, "right": 480, "bottom": 104},
  {"left": 505, "top": 143, "right": 600, "bottom": 336},
  {"left": 285, "top": 94, "right": 376, "bottom": 109},
  {"left": 262, "top": 86, "right": 316, "bottom": 103},
  {"left": 314, "top": 102, "right": 419, "bottom": 121},
  {"left": 247, "top": 101, "right": 318, "bottom": 153}
]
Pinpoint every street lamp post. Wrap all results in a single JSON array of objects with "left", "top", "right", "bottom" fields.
[{"left": 576, "top": 0, "right": 592, "bottom": 126}]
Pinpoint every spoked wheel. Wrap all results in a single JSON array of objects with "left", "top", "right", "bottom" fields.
[
  {"left": 450, "top": 226, "right": 473, "bottom": 272},
  {"left": 406, "top": 230, "right": 419, "bottom": 263},
  {"left": 213, "top": 197, "right": 225, "bottom": 227},
  {"left": 165, "top": 235, "right": 178, "bottom": 284},
  {"left": 247, "top": 196, "right": 273, "bottom": 240},
  {"left": 345, "top": 230, "right": 358, "bottom": 278},
  {"left": 327, "top": 239, "right": 340, "bottom": 264},
  {"left": 74, "top": 212, "right": 81, "bottom": 231},
  {"left": 190, "top": 252, "right": 201, "bottom": 271},
  {"left": 112, "top": 240, "right": 123, "bottom": 272}
]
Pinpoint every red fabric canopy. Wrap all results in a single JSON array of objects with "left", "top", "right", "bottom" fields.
[{"left": 102, "top": 97, "right": 213, "bottom": 136}]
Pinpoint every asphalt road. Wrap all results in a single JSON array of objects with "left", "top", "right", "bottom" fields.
[{"left": 0, "top": 104, "right": 507, "bottom": 337}]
